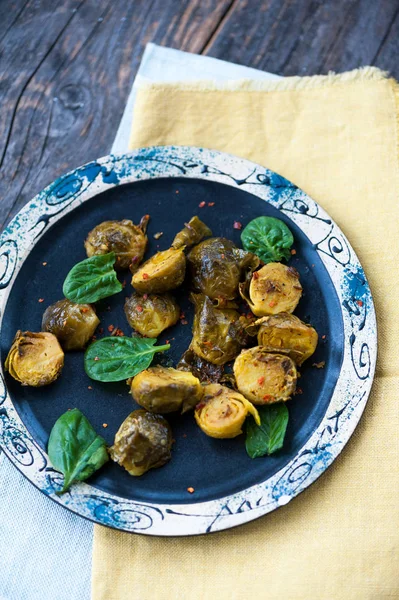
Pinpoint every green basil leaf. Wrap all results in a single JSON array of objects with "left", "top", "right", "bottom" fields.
[
  {"left": 63, "top": 252, "right": 123, "bottom": 303},
  {"left": 241, "top": 216, "right": 294, "bottom": 263},
  {"left": 48, "top": 408, "right": 109, "bottom": 494},
  {"left": 245, "top": 403, "right": 289, "bottom": 458},
  {"left": 84, "top": 336, "right": 170, "bottom": 382}
]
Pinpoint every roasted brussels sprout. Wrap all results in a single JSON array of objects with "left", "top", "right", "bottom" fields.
[
  {"left": 172, "top": 216, "right": 212, "bottom": 249},
  {"left": 187, "top": 237, "right": 259, "bottom": 301},
  {"left": 256, "top": 313, "right": 318, "bottom": 365},
  {"left": 110, "top": 409, "right": 172, "bottom": 476},
  {"left": 5, "top": 331, "right": 64, "bottom": 387},
  {"left": 84, "top": 216, "right": 149, "bottom": 271},
  {"left": 130, "top": 366, "right": 203, "bottom": 413},
  {"left": 131, "top": 247, "right": 186, "bottom": 293},
  {"left": 177, "top": 347, "right": 224, "bottom": 383},
  {"left": 42, "top": 299, "right": 100, "bottom": 350},
  {"left": 233, "top": 347, "right": 297, "bottom": 404},
  {"left": 191, "top": 294, "right": 248, "bottom": 366},
  {"left": 240, "top": 263, "right": 302, "bottom": 316},
  {"left": 124, "top": 293, "right": 179, "bottom": 338},
  {"left": 195, "top": 383, "right": 260, "bottom": 439}
]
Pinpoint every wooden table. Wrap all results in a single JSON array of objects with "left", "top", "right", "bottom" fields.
[{"left": 1, "top": 0, "right": 398, "bottom": 231}]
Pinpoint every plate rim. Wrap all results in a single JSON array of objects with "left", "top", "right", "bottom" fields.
[{"left": 0, "top": 145, "right": 377, "bottom": 536}]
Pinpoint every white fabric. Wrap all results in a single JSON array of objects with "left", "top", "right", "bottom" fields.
[{"left": 0, "top": 44, "right": 278, "bottom": 600}]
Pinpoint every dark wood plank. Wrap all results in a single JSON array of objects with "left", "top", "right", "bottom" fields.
[
  {"left": 0, "top": 0, "right": 232, "bottom": 228},
  {"left": 205, "top": 0, "right": 399, "bottom": 77}
]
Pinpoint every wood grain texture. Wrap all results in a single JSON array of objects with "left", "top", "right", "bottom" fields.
[{"left": 0, "top": 0, "right": 398, "bottom": 230}]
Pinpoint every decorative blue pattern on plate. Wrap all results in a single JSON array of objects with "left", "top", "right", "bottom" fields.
[{"left": 0, "top": 146, "right": 376, "bottom": 536}]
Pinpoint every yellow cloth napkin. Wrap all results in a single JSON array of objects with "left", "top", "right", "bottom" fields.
[{"left": 92, "top": 67, "right": 399, "bottom": 600}]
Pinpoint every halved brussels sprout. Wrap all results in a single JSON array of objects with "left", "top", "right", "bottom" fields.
[
  {"left": 124, "top": 293, "right": 180, "bottom": 338},
  {"left": 240, "top": 263, "right": 302, "bottom": 316},
  {"left": 129, "top": 366, "right": 203, "bottom": 413},
  {"left": 195, "top": 383, "right": 260, "bottom": 439},
  {"left": 233, "top": 346, "right": 297, "bottom": 404},
  {"left": 109, "top": 409, "right": 172, "bottom": 476},
  {"left": 42, "top": 299, "right": 100, "bottom": 350},
  {"left": 131, "top": 247, "right": 186, "bottom": 293},
  {"left": 84, "top": 216, "right": 149, "bottom": 271},
  {"left": 177, "top": 347, "right": 224, "bottom": 383},
  {"left": 191, "top": 293, "right": 248, "bottom": 366},
  {"left": 172, "top": 216, "right": 212, "bottom": 249},
  {"left": 256, "top": 313, "right": 318, "bottom": 365},
  {"left": 187, "top": 237, "right": 259, "bottom": 301},
  {"left": 5, "top": 331, "right": 64, "bottom": 386}
]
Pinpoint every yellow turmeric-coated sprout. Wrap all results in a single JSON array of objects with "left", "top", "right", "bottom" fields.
[
  {"left": 233, "top": 346, "right": 297, "bottom": 405},
  {"left": 240, "top": 262, "right": 302, "bottom": 316},
  {"left": 130, "top": 366, "right": 203, "bottom": 414},
  {"left": 195, "top": 383, "right": 260, "bottom": 439},
  {"left": 256, "top": 313, "right": 318, "bottom": 365},
  {"left": 131, "top": 247, "right": 186, "bottom": 293},
  {"left": 5, "top": 331, "right": 64, "bottom": 387}
]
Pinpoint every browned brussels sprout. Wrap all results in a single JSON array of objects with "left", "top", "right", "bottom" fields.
[
  {"left": 233, "top": 346, "right": 297, "bottom": 405},
  {"left": 190, "top": 294, "right": 248, "bottom": 366},
  {"left": 5, "top": 331, "right": 64, "bottom": 387},
  {"left": 109, "top": 409, "right": 172, "bottom": 476},
  {"left": 84, "top": 216, "right": 149, "bottom": 271},
  {"left": 187, "top": 237, "right": 259, "bottom": 301},
  {"left": 240, "top": 262, "right": 302, "bottom": 316},
  {"left": 129, "top": 366, "right": 203, "bottom": 413},
  {"left": 172, "top": 216, "right": 212, "bottom": 249},
  {"left": 124, "top": 293, "right": 180, "bottom": 338},
  {"left": 195, "top": 383, "right": 260, "bottom": 439},
  {"left": 131, "top": 247, "right": 186, "bottom": 293},
  {"left": 256, "top": 313, "right": 318, "bottom": 365},
  {"left": 177, "top": 347, "right": 224, "bottom": 383},
  {"left": 42, "top": 299, "right": 100, "bottom": 350}
]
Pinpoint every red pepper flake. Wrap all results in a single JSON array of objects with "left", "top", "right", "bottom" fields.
[
  {"left": 143, "top": 294, "right": 148, "bottom": 300},
  {"left": 38, "top": 298, "right": 44, "bottom": 303},
  {"left": 175, "top": 190, "right": 179, "bottom": 194},
  {"left": 181, "top": 320, "right": 188, "bottom": 325},
  {"left": 187, "top": 487, "right": 195, "bottom": 494},
  {"left": 111, "top": 328, "right": 125, "bottom": 337},
  {"left": 258, "top": 376, "right": 265, "bottom": 385},
  {"left": 356, "top": 300, "right": 363, "bottom": 307},
  {"left": 122, "top": 280, "right": 126, "bottom": 288},
  {"left": 198, "top": 201, "right": 206, "bottom": 208},
  {"left": 180, "top": 312, "right": 185, "bottom": 320},
  {"left": 208, "top": 202, "right": 215, "bottom": 207},
  {"left": 108, "top": 325, "right": 114, "bottom": 332},
  {"left": 295, "top": 387, "right": 303, "bottom": 395},
  {"left": 253, "top": 271, "right": 259, "bottom": 280},
  {"left": 291, "top": 249, "right": 296, "bottom": 255},
  {"left": 131, "top": 256, "right": 139, "bottom": 264},
  {"left": 136, "top": 305, "right": 143, "bottom": 313},
  {"left": 311, "top": 264, "right": 315, "bottom": 267},
  {"left": 196, "top": 402, "right": 205, "bottom": 411},
  {"left": 263, "top": 394, "right": 273, "bottom": 402},
  {"left": 42, "top": 262, "right": 47, "bottom": 266},
  {"left": 221, "top": 253, "right": 225, "bottom": 259},
  {"left": 233, "top": 221, "right": 242, "bottom": 230},
  {"left": 98, "top": 328, "right": 104, "bottom": 334},
  {"left": 142, "top": 273, "right": 149, "bottom": 280},
  {"left": 165, "top": 340, "right": 170, "bottom": 344},
  {"left": 269, "top": 300, "right": 277, "bottom": 308},
  {"left": 322, "top": 335, "right": 326, "bottom": 340},
  {"left": 81, "top": 307, "right": 89, "bottom": 313},
  {"left": 102, "top": 423, "right": 108, "bottom": 428},
  {"left": 94, "top": 356, "right": 100, "bottom": 361},
  {"left": 91, "top": 335, "right": 97, "bottom": 341},
  {"left": 88, "top": 386, "right": 92, "bottom": 390}
]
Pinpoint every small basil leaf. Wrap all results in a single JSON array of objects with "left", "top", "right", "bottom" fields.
[
  {"left": 84, "top": 336, "right": 170, "bottom": 382},
  {"left": 48, "top": 408, "right": 109, "bottom": 493},
  {"left": 63, "top": 252, "right": 123, "bottom": 303},
  {"left": 241, "top": 216, "right": 294, "bottom": 263},
  {"left": 245, "top": 403, "right": 289, "bottom": 458}
]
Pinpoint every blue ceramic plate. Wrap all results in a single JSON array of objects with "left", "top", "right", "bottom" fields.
[{"left": 0, "top": 146, "right": 376, "bottom": 536}]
